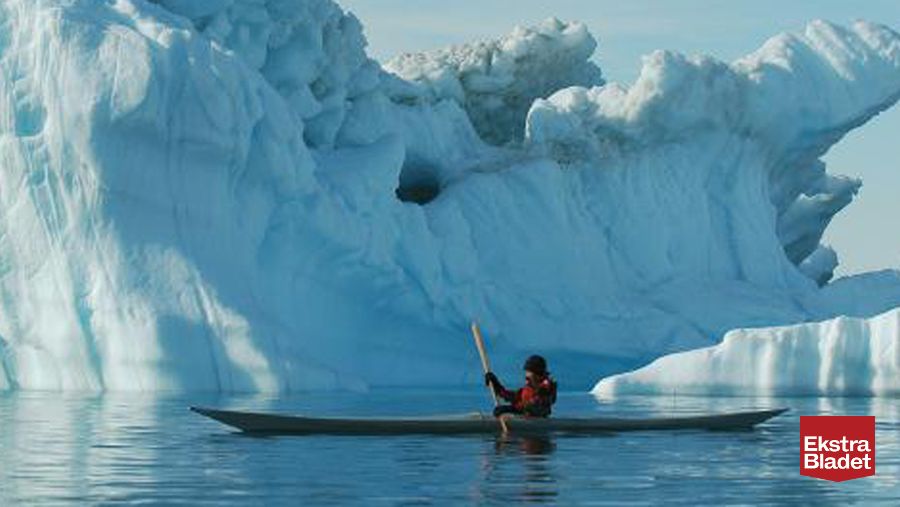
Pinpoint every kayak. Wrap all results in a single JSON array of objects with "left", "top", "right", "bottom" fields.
[{"left": 190, "top": 406, "right": 788, "bottom": 435}]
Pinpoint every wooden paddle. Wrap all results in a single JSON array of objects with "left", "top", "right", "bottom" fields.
[{"left": 470, "top": 322, "right": 509, "bottom": 434}]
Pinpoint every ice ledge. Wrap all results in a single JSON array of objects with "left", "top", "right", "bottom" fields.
[{"left": 593, "top": 306, "right": 900, "bottom": 397}]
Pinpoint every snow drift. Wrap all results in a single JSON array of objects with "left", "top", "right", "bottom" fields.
[
  {"left": 0, "top": 0, "right": 899, "bottom": 391},
  {"left": 592, "top": 308, "right": 900, "bottom": 397}
]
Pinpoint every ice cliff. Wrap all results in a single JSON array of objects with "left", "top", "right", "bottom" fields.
[{"left": 0, "top": 0, "right": 898, "bottom": 392}]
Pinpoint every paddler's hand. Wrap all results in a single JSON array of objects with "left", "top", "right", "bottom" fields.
[{"left": 484, "top": 372, "right": 499, "bottom": 388}]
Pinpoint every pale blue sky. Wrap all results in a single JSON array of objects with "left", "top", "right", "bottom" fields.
[{"left": 341, "top": 0, "right": 900, "bottom": 276}]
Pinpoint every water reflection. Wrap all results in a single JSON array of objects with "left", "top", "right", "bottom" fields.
[
  {"left": 474, "top": 434, "right": 559, "bottom": 504},
  {"left": 0, "top": 393, "right": 162, "bottom": 504},
  {"left": 0, "top": 391, "right": 897, "bottom": 505},
  {"left": 495, "top": 435, "right": 557, "bottom": 456}
]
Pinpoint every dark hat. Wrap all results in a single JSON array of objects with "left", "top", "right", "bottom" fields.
[{"left": 523, "top": 355, "right": 548, "bottom": 375}]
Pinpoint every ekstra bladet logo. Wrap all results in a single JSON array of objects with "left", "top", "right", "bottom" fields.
[{"left": 800, "top": 415, "right": 875, "bottom": 482}]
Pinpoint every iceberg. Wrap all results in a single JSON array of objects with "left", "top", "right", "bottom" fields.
[
  {"left": 0, "top": 0, "right": 898, "bottom": 391},
  {"left": 383, "top": 17, "right": 604, "bottom": 145},
  {"left": 592, "top": 308, "right": 900, "bottom": 397}
]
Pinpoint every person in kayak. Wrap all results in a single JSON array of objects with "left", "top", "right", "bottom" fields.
[{"left": 484, "top": 355, "right": 557, "bottom": 418}]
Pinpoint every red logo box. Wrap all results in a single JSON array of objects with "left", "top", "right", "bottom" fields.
[{"left": 800, "top": 416, "right": 875, "bottom": 482}]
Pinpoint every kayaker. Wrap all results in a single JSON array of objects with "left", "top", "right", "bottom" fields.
[{"left": 484, "top": 355, "right": 557, "bottom": 418}]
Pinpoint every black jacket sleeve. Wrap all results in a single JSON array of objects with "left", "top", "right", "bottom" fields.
[{"left": 485, "top": 372, "right": 515, "bottom": 402}]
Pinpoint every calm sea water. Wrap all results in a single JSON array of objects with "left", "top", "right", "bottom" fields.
[{"left": 1, "top": 391, "right": 897, "bottom": 505}]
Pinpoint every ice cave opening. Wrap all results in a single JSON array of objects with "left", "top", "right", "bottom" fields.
[{"left": 395, "top": 162, "right": 442, "bottom": 205}]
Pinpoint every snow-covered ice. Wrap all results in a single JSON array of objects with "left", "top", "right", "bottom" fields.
[
  {"left": 593, "top": 307, "right": 900, "bottom": 397},
  {"left": 0, "top": 0, "right": 899, "bottom": 392},
  {"left": 384, "top": 17, "right": 603, "bottom": 145}
]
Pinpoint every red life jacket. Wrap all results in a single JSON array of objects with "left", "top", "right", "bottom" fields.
[{"left": 512, "top": 376, "right": 557, "bottom": 416}]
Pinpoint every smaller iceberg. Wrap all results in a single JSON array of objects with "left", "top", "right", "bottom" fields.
[{"left": 592, "top": 307, "right": 900, "bottom": 397}]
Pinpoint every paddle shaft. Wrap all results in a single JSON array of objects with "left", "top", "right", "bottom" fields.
[{"left": 470, "top": 322, "right": 509, "bottom": 433}]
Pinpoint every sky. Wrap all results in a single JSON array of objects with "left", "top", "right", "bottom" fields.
[{"left": 340, "top": 0, "right": 900, "bottom": 276}]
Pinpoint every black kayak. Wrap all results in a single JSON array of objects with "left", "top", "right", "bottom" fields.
[{"left": 190, "top": 406, "right": 788, "bottom": 436}]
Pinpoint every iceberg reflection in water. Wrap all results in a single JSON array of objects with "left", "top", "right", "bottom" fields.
[{"left": 1, "top": 391, "right": 898, "bottom": 504}]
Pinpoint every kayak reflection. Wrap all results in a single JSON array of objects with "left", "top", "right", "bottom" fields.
[
  {"left": 495, "top": 434, "right": 557, "bottom": 456},
  {"left": 476, "top": 435, "right": 559, "bottom": 503}
]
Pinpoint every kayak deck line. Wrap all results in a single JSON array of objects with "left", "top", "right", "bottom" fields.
[{"left": 190, "top": 406, "right": 789, "bottom": 435}]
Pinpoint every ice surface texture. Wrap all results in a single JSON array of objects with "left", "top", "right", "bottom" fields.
[
  {"left": 384, "top": 17, "right": 604, "bottom": 145},
  {"left": 593, "top": 307, "right": 900, "bottom": 397},
  {"left": 0, "top": 0, "right": 898, "bottom": 391}
]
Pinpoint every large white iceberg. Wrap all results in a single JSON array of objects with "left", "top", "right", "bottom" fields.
[
  {"left": 0, "top": 0, "right": 899, "bottom": 391},
  {"left": 592, "top": 308, "right": 900, "bottom": 397}
]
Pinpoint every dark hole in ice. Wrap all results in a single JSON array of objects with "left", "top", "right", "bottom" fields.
[
  {"left": 396, "top": 163, "right": 441, "bottom": 205},
  {"left": 396, "top": 180, "right": 440, "bottom": 205}
]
